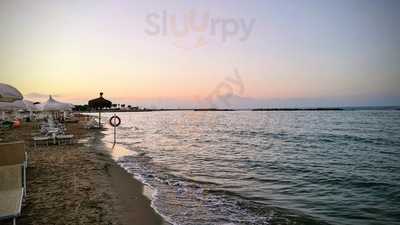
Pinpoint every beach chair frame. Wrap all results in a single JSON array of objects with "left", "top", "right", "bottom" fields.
[{"left": 0, "top": 141, "right": 27, "bottom": 225}]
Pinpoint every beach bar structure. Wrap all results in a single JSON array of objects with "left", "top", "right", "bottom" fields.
[{"left": 88, "top": 92, "right": 112, "bottom": 128}]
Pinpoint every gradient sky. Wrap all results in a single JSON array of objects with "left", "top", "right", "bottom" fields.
[{"left": 1, "top": 0, "right": 399, "bottom": 108}]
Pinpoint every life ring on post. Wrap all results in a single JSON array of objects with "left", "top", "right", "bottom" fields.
[{"left": 109, "top": 115, "right": 121, "bottom": 127}]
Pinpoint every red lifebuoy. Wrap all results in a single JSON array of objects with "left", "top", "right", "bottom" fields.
[{"left": 109, "top": 115, "right": 121, "bottom": 127}]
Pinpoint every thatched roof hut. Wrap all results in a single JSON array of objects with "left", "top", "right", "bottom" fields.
[
  {"left": 88, "top": 92, "right": 112, "bottom": 128},
  {"left": 88, "top": 92, "right": 112, "bottom": 109}
]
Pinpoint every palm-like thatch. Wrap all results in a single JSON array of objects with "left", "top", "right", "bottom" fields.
[
  {"left": 88, "top": 92, "right": 112, "bottom": 128},
  {"left": 88, "top": 92, "right": 112, "bottom": 109}
]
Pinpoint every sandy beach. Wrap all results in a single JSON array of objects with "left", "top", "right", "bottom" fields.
[{"left": 0, "top": 119, "right": 166, "bottom": 225}]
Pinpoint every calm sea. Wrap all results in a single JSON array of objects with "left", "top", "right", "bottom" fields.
[{"left": 100, "top": 111, "right": 400, "bottom": 225}]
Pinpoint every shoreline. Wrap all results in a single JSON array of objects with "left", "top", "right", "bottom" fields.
[
  {"left": 89, "top": 130, "right": 171, "bottom": 225},
  {"left": 0, "top": 120, "right": 167, "bottom": 225}
]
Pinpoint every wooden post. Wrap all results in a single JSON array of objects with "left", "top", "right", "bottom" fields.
[{"left": 98, "top": 111, "right": 101, "bottom": 128}]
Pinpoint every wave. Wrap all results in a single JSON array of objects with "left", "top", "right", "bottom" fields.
[{"left": 98, "top": 111, "right": 400, "bottom": 225}]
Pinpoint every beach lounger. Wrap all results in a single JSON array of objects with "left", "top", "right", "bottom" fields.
[
  {"left": 0, "top": 165, "right": 24, "bottom": 225},
  {"left": 56, "top": 134, "right": 74, "bottom": 145},
  {"left": 0, "top": 142, "right": 28, "bottom": 225},
  {"left": 0, "top": 141, "right": 27, "bottom": 196},
  {"left": 32, "top": 136, "right": 50, "bottom": 149},
  {"left": 0, "top": 142, "right": 26, "bottom": 165},
  {"left": 64, "top": 117, "right": 79, "bottom": 123}
]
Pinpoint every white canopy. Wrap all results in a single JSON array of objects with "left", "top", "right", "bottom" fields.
[
  {"left": 39, "top": 96, "right": 74, "bottom": 112},
  {"left": 0, "top": 101, "right": 25, "bottom": 111},
  {"left": 0, "top": 83, "right": 23, "bottom": 102},
  {"left": 21, "top": 100, "right": 39, "bottom": 111},
  {"left": 0, "top": 100, "right": 38, "bottom": 112}
]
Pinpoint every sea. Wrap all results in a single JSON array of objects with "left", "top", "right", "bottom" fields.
[{"left": 98, "top": 110, "right": 400, "bottom": 225}]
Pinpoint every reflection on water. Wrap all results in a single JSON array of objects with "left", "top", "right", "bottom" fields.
[{"left": 106, "top": 142, "right": 138, "bottom": 160}]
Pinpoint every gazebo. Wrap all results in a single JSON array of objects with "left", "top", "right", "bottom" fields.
[{"left": 88, "top": 92, "right": 112, "bottom": 128}]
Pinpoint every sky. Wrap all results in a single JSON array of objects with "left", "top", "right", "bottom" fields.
[{"left": 1, "top": 0, "right": 399, "bottom": 108}]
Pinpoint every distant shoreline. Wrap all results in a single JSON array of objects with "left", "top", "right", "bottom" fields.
[{"left": 76, "top": 106, "right": 400, "bottom": 113}]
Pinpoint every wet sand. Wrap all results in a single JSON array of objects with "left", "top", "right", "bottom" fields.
[{"left": 0, "top": 120, "right": 166, "bottom": 225}]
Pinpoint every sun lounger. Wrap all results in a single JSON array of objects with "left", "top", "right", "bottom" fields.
[
  {"left": 32, "top": 136, "right": 50, "bottom": 148},
  {"left": 0, "top": 165, "right": 24, "bottom": 225},
  {"left": 0, "top": 142, "right": 28, "bottom": 225},
  {"left": 64, "top": 117, "right": 79, "bottom": 123},
  {"left": 56, "top": 134, "right": 74, "bottom": 145},
  {"left": 0, "top": 142, "right": 26, "bottom": 166},
  {"left": 0, "top": 141, "right": 27, "bottom": 196}
]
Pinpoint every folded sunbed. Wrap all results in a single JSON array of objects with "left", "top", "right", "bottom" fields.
[
  {"left": 0, "top": 142, "right": 26, "bottom": 166},
  {"left": 56, "top": 134, "right": 74, "bottom": 145},
  {"left": 0, "top": 165, "right": 24, "bottom": 225},
  {"left": 32, "top": 136, "right": 50, "bottom": 148},
  {"left": 0, "top": 142, "right": 27, "bottom": 225}
]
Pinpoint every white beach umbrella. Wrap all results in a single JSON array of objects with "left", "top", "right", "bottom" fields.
[
  {"left": 0, "top": 101, "right": 25, "bottom": 120},
  {"left": 18, "top": 100, "right": 40, "bottom": 120},
  {"left": 0, "top": 101, "right": 26, "bottom": 111},
  {"left": 0, "top": 83, "right": 23, "bottom": 102},
  {"left": 0, "top": 100, "right": 40, "bottom": 111},
  {"left": 21, "top": 100, "right": 39, "bottom": 112}
]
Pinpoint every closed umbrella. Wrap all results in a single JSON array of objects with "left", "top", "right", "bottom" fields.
[
  {"left": 88, "top": 92, "right": 112, "bottom": 128},
  {"left": 0, "top": 83, "right": 23, "bottom": 102}
]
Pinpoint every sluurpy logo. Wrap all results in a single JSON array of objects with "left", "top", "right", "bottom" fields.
[
  {"left": 202, "top": 68, "right": 244, "bottom": 109},
  {"left": 145, "top": 10, "right": 255, "bottom": 49}
]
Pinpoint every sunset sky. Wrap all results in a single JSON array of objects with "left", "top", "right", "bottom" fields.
[{"left": 1, "top": 0, "right": 399, "bottom": 108}]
